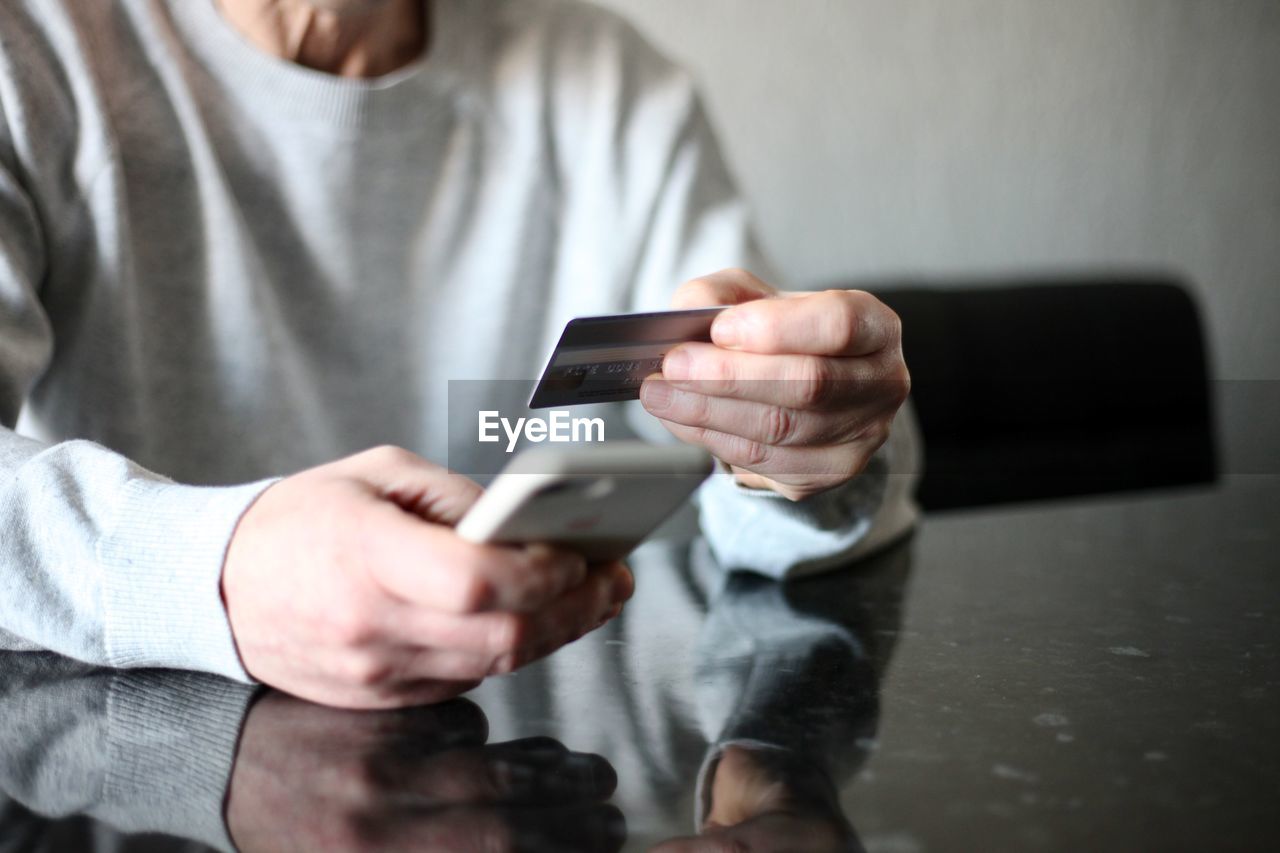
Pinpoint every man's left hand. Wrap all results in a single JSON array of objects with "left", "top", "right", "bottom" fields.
[{"left": 640, "top": 269, "right": 910, "bottom": 501}]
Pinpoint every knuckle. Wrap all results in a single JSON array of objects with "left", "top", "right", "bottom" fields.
[
  {"left": 735, "top": 436, "right": 772, "bottom": 468},
  {"left": 678, "top": 424, "right": 711, "bottom": 448},
  {"left": 612, "top": 562, "right": 636, "bottom": 602},
  {"left": 872, "top": 357, "right": 911, "bottom": 410},
  {"left": 762, "top": 405, "right": 797, "bottom": 445},
  {"left": 725, "top": 267, "right": 770, "bottom": 295},
  {"left": 824, "top": 291, "right": 863, "bottom": 353},
  {"left": 489, "top": 654, "right": 518, "bottom": 676},
  {"left": 364, "top": 444, "right": 416, "bottom": 467},
  {"left": 674, "top": 277, "right": 718, "bottom": 308},
  {"left": 365, "top": 443, "right": 399, "bottom": 461},
  {"left": 454, "top": 568, "right": 497, "bottom": 613},
  {"left": 895, "top": 363, "right": 913, "bottom": 405},
  {"left": 343, "top": 651, "right": 393, "bottom": 688},
  {"left": 683, "top": 389, "right": 715, "bottom": 427},
  {"left": 488, "top": 613, "right": 529, "bottom": 658},
  {"left": 841, "top": 304, "right": 865, "bottom": 352},
  {"left": 705, "top": 350, "right": 737, "bottom": 390},
  {"left": 866, "top": 421, "right": 893, "bottom": 450},
  {"left": 885, "top": 305, "right": 904, "bottom": 346},
  {"left": 521, "top": 547, "right": 580, "bottom": 601},
  {"left": 517, "top": 567, "right": 554, "bottom": 608},
  {"left": 793, "top": 356, "right": 833, "bottom": 408},
  {"left": 331, "top": 607, "right": 377, "bottom": 647}
]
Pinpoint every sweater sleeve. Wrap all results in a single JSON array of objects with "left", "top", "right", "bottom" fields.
[
  {"left": 0, "top": 124, "right": 268, "bottom": 681},
  {"left": 618, "top": 55, "right": 920, "bottom": 577}
]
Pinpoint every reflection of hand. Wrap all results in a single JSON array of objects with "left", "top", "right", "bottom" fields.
[
  {"left": 640, "top": 270, "right": 909, "bottom": 501},
  {"left": 226, "top": 692, "right": 625, "bottom": 852},
  {"left": 650, "top": 745, "right": 860, "bottom": 853},
  {"left": 222, "top": 446, "right": 633, "bottom": 708}
]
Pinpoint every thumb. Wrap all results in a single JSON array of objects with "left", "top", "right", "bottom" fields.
[
  {"left": 671, "top": 268, "right": 777, "bottom": 310},
  {"left": 341, "top": 445, "right": 484, "bottom": 525}
]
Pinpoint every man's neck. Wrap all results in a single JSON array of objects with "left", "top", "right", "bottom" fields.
[{"left": 215, "top": 0, "right": 429, "bottom": 79}]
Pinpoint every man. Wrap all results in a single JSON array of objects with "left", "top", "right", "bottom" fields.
[{"left": 0, "top": 0, "right": 917, "bottom": 709}]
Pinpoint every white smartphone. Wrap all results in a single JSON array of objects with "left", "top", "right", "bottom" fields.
[{"left": 455, "top": 442, "right": 714, "bottom": 562}]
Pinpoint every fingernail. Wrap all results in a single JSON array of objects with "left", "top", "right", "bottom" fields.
[
  {"left": 663, "top": 347, "right": 690, "bottom": 381},
  {"left": 711, "top": 314, "right": 743, "bottom": 347},
  {"left": 492, "top": 653, "right": 517, "bottom": 675},
  {"left": 640, "top": 378, "right": 672, "bottom": 411}
]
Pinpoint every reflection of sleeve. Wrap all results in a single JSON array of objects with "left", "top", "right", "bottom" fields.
[
  {"left": 615, "top": 38, "right": 919, "bottom": 578},
  {"left": 690, "top": 567, "right": 883, "bottom": 829},
  {"left": 692, "top": 572, "right": 879, "bottom": 760},
  {"left": 0, "top": 654, "right": 256, "bottom": 850},
  {"left": 0, "top": 79, "right": 269, "bottom": 680}
]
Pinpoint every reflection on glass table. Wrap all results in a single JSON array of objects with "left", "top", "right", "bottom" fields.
[
  {"left": 226, "top": 695, "right": 623, "bottom": 852},
  {"left": 0, "top": 538, "right": 910, "bottom": 852},
  {"left": 0, "top": 661, "right": 624, "bottom": 852},
  {"left": 652, "top": 546, "right": 907, "bottom": 852},
  {"left": 470, "top": 538, "right": 911, "bottom": 851},
  {"left": 648, "top": 572, "right": 890, "bottom": 852}
]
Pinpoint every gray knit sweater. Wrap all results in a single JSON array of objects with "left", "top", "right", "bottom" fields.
[{"left": 0, "top": 0, "right": 917, "bottom": 682}]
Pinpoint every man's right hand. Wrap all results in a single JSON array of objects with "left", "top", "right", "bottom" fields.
[{"left": 221, "top": 446, "right": 634, "bottom": 709}]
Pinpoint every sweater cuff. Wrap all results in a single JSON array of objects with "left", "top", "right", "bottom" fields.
[
  {"left": 696, "top": 463, "right": 882, "bottom": 580},
  {"left": 105, "top": 670, "right": 258, "bottom": 851},
  {"left": 97, "top": 477, "right": 278, "bottom": 682}
]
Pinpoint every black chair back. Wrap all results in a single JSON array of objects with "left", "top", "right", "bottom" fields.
[{"left": 869, "top": 278, "right": 1217, "bottom": 511}]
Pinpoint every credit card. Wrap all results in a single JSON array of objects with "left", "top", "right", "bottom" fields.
[{"left": 528, "top": 306, "right": 725, "bottom": 409}]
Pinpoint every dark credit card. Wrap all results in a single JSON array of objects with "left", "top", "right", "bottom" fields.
[{"left": 528, "top": 307, "right": 725, "bottom": 408}]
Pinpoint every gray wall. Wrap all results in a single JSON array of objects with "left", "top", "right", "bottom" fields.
[{"left": 593, "top": 0, "right": 1280, "bottom": 384}]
